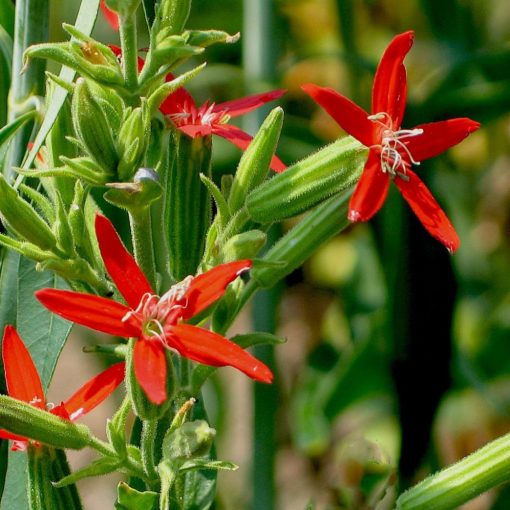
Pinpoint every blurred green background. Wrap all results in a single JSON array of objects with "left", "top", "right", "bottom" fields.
[{"left": 25, "top": 0, "right": 510, "bottom": 508}]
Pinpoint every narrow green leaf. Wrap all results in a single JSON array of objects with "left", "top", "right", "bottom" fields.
[{"left": 0, "top": 111, "right": 36, "bottom": 147}]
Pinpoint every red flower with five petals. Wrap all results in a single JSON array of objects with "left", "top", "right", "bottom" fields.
[
  {"left": 302, "top": 31, "right": 480, "bottom": 253},
  {"left": 36, "top": 215, "right": 273, "bottom": 405},
  {"left": 0, "top": 325, "right": 124, "bottom": 450}
]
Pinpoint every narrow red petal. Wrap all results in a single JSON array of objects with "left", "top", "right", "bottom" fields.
[
  {"left": 404, "top": 118, "right": 480, "bottom": 163},
  {"left": 101, "top": 0, "right": 119, "bottom": 31},
  {"left": 348, "top": 150, "right": 390, "bottom": 222},
  {"left": 372, "top": 31, "right": 414, "bottom": 128},
  {"left": 301, "top": 83, "right": 375, "bottom": 147},
  {"left": 95, "top": 215, "right": 153, "bottom": 308},
  {"left": 35, "top": 289, "right": 140, "bottom": 338},
  {"left": 169, "top": 325, "right": 273, "bottom": 383},
  {"left": 63, "top": 362, "right": 125, "bottom": 420},
  {"left": 181, "top": 260, "right": 252, "bottom": 320},
  {"left": 212, "top": 90, "right": 286, "bottom": 118},
  {"left": 394, "top": 169, "right": 460, "bottom": 253},
  {"left": 212, "top": 125, "right": 286, "bottom": 172},
  {"left": 133, "top": 339, "right": 167, "bottom": 404},
  {"left": 0, "top": 429, "right": 27, "bottom": 443},
  {"left": 1, "top": 326, "right": 45, "bottom": 409}
]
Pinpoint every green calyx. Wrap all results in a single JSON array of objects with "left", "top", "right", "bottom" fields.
[
  {"left": 246, "top": 136, "right": 367, "bottom": 223},
  {"left": 0, "top": 395, "right": 91, "bottom": 450}
]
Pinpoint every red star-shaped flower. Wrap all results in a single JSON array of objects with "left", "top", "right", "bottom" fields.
[
  {"left": 302, "top": 31, "right": 480, "bottom": 253},
  {"left": 0, "top": 325, "right": 124, "bottom": 450},
  {"left": 107, "top": 45, "right": 286, "bottom": 173},
  {"left": 36, "top": 215, "right": 273, "bottom": 405}
]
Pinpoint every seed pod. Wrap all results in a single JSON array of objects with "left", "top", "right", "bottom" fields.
[{"left": 246, "top": 137, "right": 366, "bottom": 223}]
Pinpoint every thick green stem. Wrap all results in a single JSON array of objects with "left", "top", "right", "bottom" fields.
[
  {"left": 396, "top": 431, "right": 510, "bottom": 509},
  {"left": 141, "top": 419, "right": 159, "bottom": 484},
  {"left": 119, "top": 14, "right": 139, "bottom": 92},
  {"left": 129, "top": 207, "right": 157, "bottom": 290}
]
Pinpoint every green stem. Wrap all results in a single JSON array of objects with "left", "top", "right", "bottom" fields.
[
  {"left": 396, "top": 431, "right": 510, "bottom": 509},
  {"left": 119, "top": 14, "right": 139, "bottom": 92},
  {"left": 129, "top": 207, "right": 157, "bottom": 289},
  {"left": 141, "top": 419, "right": 159, "bottom": 484}
]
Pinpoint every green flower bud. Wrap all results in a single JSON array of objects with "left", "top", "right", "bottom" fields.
[
  {"left": 156, "top": 0, "right": 191, "bottom": 36},
  {"left": 72, "top": 78, "right": 118, "bottom": 173},
  {"left": 0, "top": 174, "right": 58, "bottom": 252},
  {"left": 0, "top": 395, "right": 91, "bottom": 450},
  {"left": 104, "top": 168, "right": 163, "bottom": 210},
  {"left": 184, "top": 29, "right": 240, "bottom": 49},
  {"left": 222, "top": 230, "right": 267, "bottom": 262},
  {"left": 117, "top": 102, "right": 151, "bottom": 181},
  {"left": 228, "top": 107, "right": 284, "bottom": 212},
  {"left": 162, "top": 420, "right": 216, "bottom": 462},
  {"left": 246, "top": 137, "right": 366, "bottom": 223}
]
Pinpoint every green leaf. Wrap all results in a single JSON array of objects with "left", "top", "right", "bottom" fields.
[
  {"left": 15, "top": 0, "right": 101, "bottom": 182},
  {"left": 179, "top": 459, "right": 238, "bottom": 473},
  {"left": 0, "top": 111, "right": 36, "bottom": 147},
  {"left": 0, "top": 24, "right": 12, "bottom": 127},
  {"left": 115, "top": 482, "right": 158, "bottom": 510}
]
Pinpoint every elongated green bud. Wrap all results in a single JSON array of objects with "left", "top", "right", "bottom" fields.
[
  {"left": 396, "top": 431, "right": 510, "bottom": 510},
  {"left": 0, "top": 174, "right": 58, "bottom": 251},
  {"left": 72, "top": 78, "right": 118, "bottom": 173},
  {"left": 126, "top": 339, "right": 174, "bottom": 420},
  {"left": 167, "top": 133, "right": 212, "bottom": 280},
  {"left": 229, "top": 107, "right": 284, "bottom": 212},
  {"left": 252, "top": 190, "right": 352, "bottom": 288},
  {"left": 162, "top": 420, "right": 216, "bottom": 462},
  {"left": 117, "top": 102, "right": 151, "bottom": 181},
  {"left": 0, "top": 396, "right": 91, "bottom": 450},
  {"left": 222, "top": 230, "right": 267, "bottom": 262},
  {"left": 246, "top": 137, "right": 366, "bottom": 223},
  {"left": 184, "top": 29, "right": 240, "bottom": 48}
]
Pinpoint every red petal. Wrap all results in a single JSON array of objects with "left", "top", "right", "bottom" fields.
[
  {"left": 159, "top": 74, "right": 196, "bottom": 116},
  {"left": 348, "top": 150, "right": 390, "bottom": 221},
  {"left": 133, "top": 339, "right": 167, "bottom": 404},
  {"left": 301, "top": 83, "right": 375, "bottom": 147},
  {"left": 1, "top": 326, "right": 45, "bottom": 409},
  {"left": 101, "top": 0, "right": 119, "bottom": 31},
  {"left": 35, "top": 289, "right": 140, "bottom": 338},
  {"left": 181, "top": 260, "right": 252, "bottom": 320},
  {"left": 372, "top": 31, "right": 414, "bottom": 128},
  {"left": 212, "top": 90, "right": 286, "bottom": 118},
  {"left": 404, "top": 118, "right": 480, "bottom": 163},
  {"left": 63, "top": 362, "right": 125, "bottom": 420},
  {"left": 394, "top": 169, "right": 460, "bottom": 253},
  {"left": 212, "top": 125, "right": 286, "bottom": 172},
  {"left": 51, "top": 404, "right": 71, "bottom": 420},
  {"left": 0, "top": 429, "right": 27, "bottom": 443},
  {"left": 169, "top": 325, "right": 273, "bottom": 383},
  {"left": 95, "top": 215, "right": 153, "bottom": 308}
]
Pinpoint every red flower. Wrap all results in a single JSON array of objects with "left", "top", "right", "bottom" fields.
[
  {"left": 36, "top": 215, "right": 273, "bottom": 404},
  {"left": 0, "top": 325, "right": 124, "bottom": 450},
  {"left": 108, "top": 46, "right": 286, "bottom": 173},
  {"left": 302, "top": 31, "right": 480, "bottom": 253},
  {"left": 100, "top": 0, "right": 119, "bottom": 31}
]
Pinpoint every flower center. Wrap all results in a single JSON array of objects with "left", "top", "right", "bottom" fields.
[
  {"left": 368, "top": 112, "right": 423, "bottom": 180},
  {"left": 122, "top": 276, "right": 193, "bottom": 343}
]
